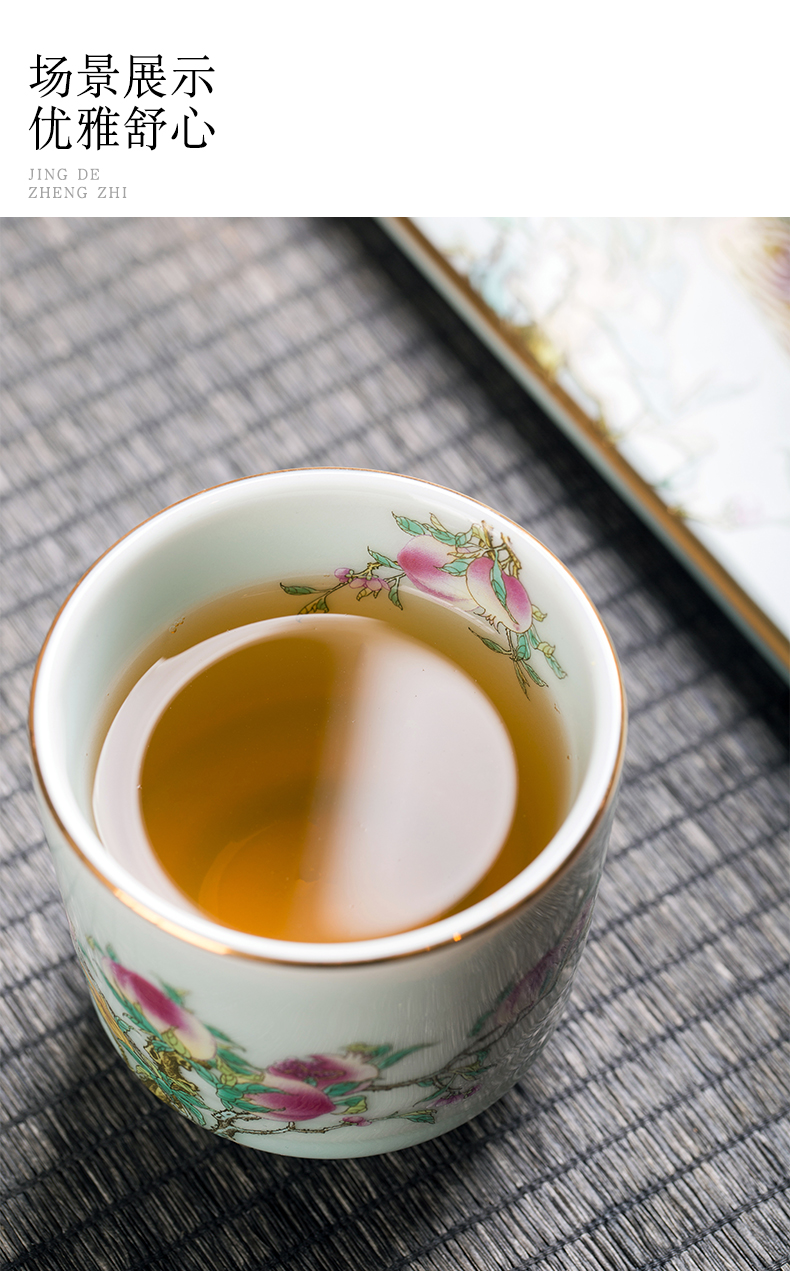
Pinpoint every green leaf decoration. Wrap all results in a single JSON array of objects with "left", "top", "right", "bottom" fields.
[
  {"left": 299, "top": 596, "right": 329, "bottom": 614},
  {"left": 216, "top": 1055, "right": 241, "bottom": 1081},
  {"left": 344, "top": 1098, "right": 368, "bottom": 1114},
  {"left": 545, "top": 653, "right": 567, "bottom": 679},
  {"left": 368, "top": 548, "right": 398, "bottom": 568},
  {"left": 169, "top": 1083, "right": 203, "bottom": 1105},
  {"left": 393, "top": 514, "right": 428, "bottom": 536},
  {"left": 241, "top": 1082, "right": 279, "bottom": 1094},
  {"left": 125, "top": 1045, "right": 155, "bottom": 1075},
  {"left": 472, "top": 631, "right": 507, "bottom": 654},
  {"left": 388, "top": 581, "right": 402, "bottom": 609},
  {"left": 367, "top": 1044, "right": 396, "bottom": 1060},
  {"left": 441, "top": 559, "right": 471, "bottom": 575},
  {"left": 516, "top": 633, "right": 530, "bottom": 660},
  {"left": 221, "top": 1083, "right": 247, "bottom": 1099},
  {"left": 234, "top": 1096, "right": 272, "bottom": 1112},
  {"left": 527, "top": 625, "right": 541, "bottom": 649},
  {"left": 524, "top": 663, "right": 547, "bottom": 687},
  {"left": 469, "top": 1009, "right": 495, "bottom": 1036},
  {"left": 161, "top": 984, "right": 187, "bottom": 1006},
  {"left": 281, "top": 584, "right": 319, "bottom": 595},
  {"left": 532, "top": 604, "right": 547, "bottom": 622},
  {"left": 471, "top": 524, "right": 485, "bottom": 543},
  {"left": 402, "top": 1110, "right": 437, "bottom": 1124},
  {"left": 494, "top": 977, "right": 515, "bottom": 1004},
  {"left": 429, "top": 513, "right": 448, "bottom": 531},
  {"left": 376, "top": 1044, "right": 426, "bottom": 1070},
  {"left": 430, "top": 528, "right": 457, "bottom": 545},
  {"left": 514, "top": 664, "right": 530, "bottom": 696},
  {"left": 213, "top": 1047, "right": 248, "bottom": 1069},
  {"left": 346, "top": 1043, "right": 390, "bottom": 1056},
  {"left": 124, "top": 1002, "right": 157, "bottom": 1036},
  {"left": 205, "top": 1025, "right": 235, "bottom": 1044},
  {"left": 325, "top": 1080, "right": 364, "bottom": 1097},
  {"left": 489, "top": 557, "right": 507, "bottom": 608}
]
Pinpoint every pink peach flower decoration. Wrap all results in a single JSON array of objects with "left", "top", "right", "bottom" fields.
[
  {"left": 495, "top": 946, "right": 561, "bottom": 1025},
  {"left": 248, "top": 1051, "right": 379, "bottom": 1120},
  {"left": 434, "top": 1086, "right": 480, "bottom": 1107},
  {"left": 496, "top": 902, "right": 592, "bottom": 1025},
  {"left": 103, "top": 960, "right": 216, "bottom": 1061},
  {"left": 269, "top": 1052, "right": 377, "bottom": 1088},
  {"left": 466, "top": 556, "right": 532, "bottom": 632},
  {"left": 397, "top": 535, "right": 475, "bottom": 606},
  {"left": 251, "top": 1073, "right": 338, "bottom": 1121},
  {"left": 334, "top": 568, "right": 390, "bottom": 592}
]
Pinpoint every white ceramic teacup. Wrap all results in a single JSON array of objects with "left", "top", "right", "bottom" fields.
[{"left": 30, "top": 468, "right": 625, "bottom": 1158}]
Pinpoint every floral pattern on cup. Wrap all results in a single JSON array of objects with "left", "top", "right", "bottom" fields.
[
  {"left": 78, "top": 900, "right": 591, "bottom": 1142},
  {"left": 281, "top": 511, "right": 566, "bottom": 694}
]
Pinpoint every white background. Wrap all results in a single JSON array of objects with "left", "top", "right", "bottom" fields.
[{"left": 2, "top": 0, "right": 789, "bottom": 216}]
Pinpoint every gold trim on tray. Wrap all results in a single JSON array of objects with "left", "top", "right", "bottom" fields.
[{"left": 380, "top": 218, "right": 789, "bottom": 679}]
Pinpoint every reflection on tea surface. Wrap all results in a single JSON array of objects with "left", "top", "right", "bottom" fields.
[{"left": 95, "top": 586, "right": 571, "bottom": 943}]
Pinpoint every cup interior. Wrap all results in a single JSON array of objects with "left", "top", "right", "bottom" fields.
[{"left": 31, "top": 469, "right": 624, "bottom": 963}]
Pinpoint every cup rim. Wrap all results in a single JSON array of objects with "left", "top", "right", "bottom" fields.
[{"left": 29, "top": 467, "right": 627, "bottom": 966}]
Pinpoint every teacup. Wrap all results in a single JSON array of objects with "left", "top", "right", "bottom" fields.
[{"left": 29, "top": 468, "right": 625, "bottom": 1158}]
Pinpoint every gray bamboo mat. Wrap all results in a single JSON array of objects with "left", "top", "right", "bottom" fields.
[{"left": 1, "top": 216, "right": 788, "bottom": 1271}]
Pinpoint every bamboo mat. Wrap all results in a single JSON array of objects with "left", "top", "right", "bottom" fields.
[{"left": 1, "top": 216, "right": 788, "bottom": 1270}]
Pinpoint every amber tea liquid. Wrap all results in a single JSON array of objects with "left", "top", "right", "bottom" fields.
[{"left": 96, "top": 583, "right": 571, "bottom": 943}]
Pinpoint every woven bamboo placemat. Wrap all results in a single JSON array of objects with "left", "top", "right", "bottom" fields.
[{"left": 1, "top": 216, "right": 788, "bottom": 1270}]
